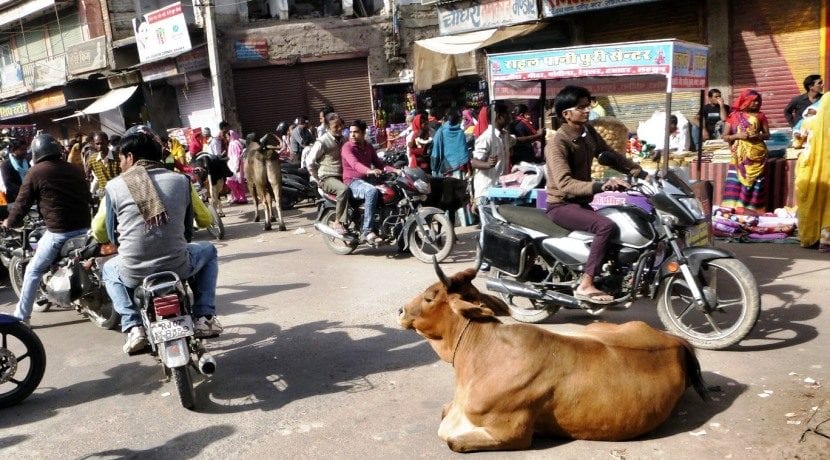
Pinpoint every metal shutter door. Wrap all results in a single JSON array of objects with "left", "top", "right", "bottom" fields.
[
  {"left": 175, "top": 78, "right": 215, "bottom": 129},
  {"left": 580, "top": 0, "right": 703, "bottom": 134},
  {"left": 234, "top": 65, "right": 306, "bottom": 137},
  {"left": 302, "top": 58, "right": 372, "bottom": 125},
  {"left": 730, "top": 0, "right": 821, "bottom": 128}
]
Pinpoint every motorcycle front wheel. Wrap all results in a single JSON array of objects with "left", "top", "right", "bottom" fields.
[
  {"left": 172, "top": 366, "right": 196, "bottom": 410},
  {"left": 657, "top": 257, "right": 760, "bottom": 350},
  {"left": 0, "top": 321, "right": 46, "bottom": 408},
  {"left": 83, "top": 299, "right": 120, "bottom": 330},
  {"left": 207, "top": 206, "right": 225, "bottom": 240},
  {"left": 320, "top": 209, "right": 357, "bottom": 255},
  {"left": 9, "top": 256, "right": 50, "bottom": 312},
  {"left": 408, "top": 213, "right": 454, "bottom": 263}
]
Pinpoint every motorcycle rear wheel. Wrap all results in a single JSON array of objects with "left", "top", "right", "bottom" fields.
[
  {"left": 0, "top": 321, "right": 46, "bottom": 408},
  {"left": 408, "top": 213, "right": 454, "bottom": 263},
  {"left": 320, "top": 209, "right": 357, "bottom": 255},
  {"left": 172, "top": 365, "right": 196, "bottom": 410},
  {"left": 9, "top": 256, "right": 50, "bottom": 312},
  {"left": 657, "top": 257, "right": 760, "bottom": 350},
  {"left": 207, "top": 206, "right": 225, "bottom": 240},
  {"left": 493, "top": 270, "right": 554, "bottom": 323}
]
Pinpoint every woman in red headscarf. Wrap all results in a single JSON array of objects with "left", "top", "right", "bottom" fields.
[
  {"left": 407, "top": 114, "right": 432, "bottom": 171},
  {"left": 188, "top": 129, "right": 204, "bottom": 159},
  {"left": 721, "top": 89, "right": 770, "bottom": 214}
]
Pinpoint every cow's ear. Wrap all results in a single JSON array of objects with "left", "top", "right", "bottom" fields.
[
  {"left": 450, "top": 299, "right": 495, "bottom": 320},
  {"left": 448, "top": 268, "right": 477, "bottom": 292}
]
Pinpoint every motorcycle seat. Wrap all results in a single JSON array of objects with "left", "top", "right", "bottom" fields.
[
  {"left": 59, "top": 235, "right": 91, "bottom": 257},
  {"left": 496, "top": 205, "right": 570, "bottom": 238}
]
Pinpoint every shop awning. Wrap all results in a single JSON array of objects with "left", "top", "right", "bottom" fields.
[
  {"left": 52, "top": 85, "right": 139, "bottom": 122},
  {"left": 413, "top": 23, "right": 546, "bottom": 91}
]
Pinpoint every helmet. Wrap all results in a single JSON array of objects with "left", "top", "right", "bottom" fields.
[
  {"left": 31, "top": 133, "right": 62, "bottom": 164},
  {"left": 275, "top": 122, "right": 289, "bottom": 136}
]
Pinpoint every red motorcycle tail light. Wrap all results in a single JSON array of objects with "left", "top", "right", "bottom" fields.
[{"left": 153, "top": 294, "right": 181, "bottom": 317}]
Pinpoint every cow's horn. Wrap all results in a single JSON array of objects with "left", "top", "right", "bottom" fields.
[{"left": 433, "top": 256, "right": 452, "bottom": 288}]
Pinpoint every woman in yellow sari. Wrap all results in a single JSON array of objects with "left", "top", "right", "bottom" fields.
[
  {"left": 795, "top": 94, "right": 830, "bottom": 251},
  {"left": 721, "top": 89, "right": 770, "bottom": 214}
]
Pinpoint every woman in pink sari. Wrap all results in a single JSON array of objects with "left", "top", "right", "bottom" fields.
[{"left": 225, "top": 130, "right": 248, "bottom": 204}]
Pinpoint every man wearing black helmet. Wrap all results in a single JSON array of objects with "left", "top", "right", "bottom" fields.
[
  {"left": 1, "top": 133, "right": 92, "bottom": 324},
  {"left": 91, "top": 127, "right": 220, "bottom": 354}
]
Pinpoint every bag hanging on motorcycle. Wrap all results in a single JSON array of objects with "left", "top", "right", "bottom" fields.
[{"left": 481, "top": 222, "right": 531, "bottom": 276}]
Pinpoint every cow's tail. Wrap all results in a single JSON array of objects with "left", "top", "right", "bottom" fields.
[{"left": 680, "top": 340, "right": 709, "bottom": 401}]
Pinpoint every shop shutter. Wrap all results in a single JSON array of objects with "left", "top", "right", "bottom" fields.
[
  {"left": 175, "top": 77, "right": 215, "bottom": 130},
  {"left": 302, "top": 58, "right": 373, "bottom": 126},
  {"left": 579, "top": 0, "right": 703, "bottom": 137},
  {"left": 730, "top": 0, "right": 821, "bottom": 129},
  {"left": 233, "top": 65, "right": 305, "bottom": 137}
]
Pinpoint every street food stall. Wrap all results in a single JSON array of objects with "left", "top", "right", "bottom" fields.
[
  {"left": 483, "top": 39, "right": 713, "bottom": 244},
  {"left": 486, "top": 39, "right": 709, "bottom": 174}
]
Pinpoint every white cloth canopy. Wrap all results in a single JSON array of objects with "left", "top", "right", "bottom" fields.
[
  {"left": 52, "top": 85, "right": 138, "bottom": 121},
  {"left": 413, "top": 23, "right": 545, "bottom": 91}
]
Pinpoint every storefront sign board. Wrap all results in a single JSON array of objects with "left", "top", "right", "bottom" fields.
[
  {"left": 488, "top": 40, "right": 708, "bottom": 92},
  {"left": 29, "top": 88, "right": 66, "bottom": 113},
  {"left": 542, "top": 0, "right": 659, "bottom": 18},
  {"left": 67, "top": 36, "right": 108, "bottom": 75},
  {"left": 176, "top": 46, "right": 209, "bottom": 74},
  {"left": 0, "top": 100, "right": 31, "bottom": 120},
  {"left": 234, "top": 39, "right": 268, "bottom": 61},
  {"left": 141, "top": 58, "right": 179, "bottom": 81},
  {"left": 437, "top": 0, "right": 538, "bottom": 36},
  {"left": 133, "top": 2, "right": 193, "bottom": 63},
  {"left": 31, "top": 55, "right": 67, "bottom": 91}
]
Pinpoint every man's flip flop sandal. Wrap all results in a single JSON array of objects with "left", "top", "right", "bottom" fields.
[{"left": 574, "top": 292, "right": 616, "bottom": 305}]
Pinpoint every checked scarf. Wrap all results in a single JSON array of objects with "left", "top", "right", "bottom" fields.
[{"left": 122, "top": 159, "right": 168, "bottom": 230}]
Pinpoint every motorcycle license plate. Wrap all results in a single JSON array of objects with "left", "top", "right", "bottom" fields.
[{"left": 149, "top": 316, "right": 194, "bottom": 344}]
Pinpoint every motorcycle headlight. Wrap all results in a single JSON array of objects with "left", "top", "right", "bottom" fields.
[{"left": 679, "top": 197, "right": 706, "bottom": 221}]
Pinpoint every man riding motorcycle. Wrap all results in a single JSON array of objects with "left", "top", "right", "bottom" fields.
[
  {"left": 2, "top": 133, "right": 92, "bottom": 325},
  {"left": 91, "top": 126, "right": 222, "bottom": 354}
]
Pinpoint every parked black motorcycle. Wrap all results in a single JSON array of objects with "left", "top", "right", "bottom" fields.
[
  {"left": 481, "top": 152, "right": 760, "bottom": 350},
  {"left": 135, "top": 271, "right": 216, "bottom": 410},
  {"left": 314, "top": 167, "right": 455, "bottom": 263},
  {"left": 0, "top": 314, "right": 46, "bottom": 408},
  {"left": 280, "top": 163, "right": 317, "bottom": 209},
  {"left": 6, "top": 222, "right": 120, "bottom": 330}
]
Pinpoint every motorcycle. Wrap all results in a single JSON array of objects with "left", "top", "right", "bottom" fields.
[
  {"left": 0, "top": 314, "right": 46, "bottom": 408},
  {"left": 280, "top": 163, "right": 317, "bottom": 209},
  {"left": 135, "top": 271, "right": 215, "bottom": 409},
  {"left": 6, "top": 222, "right": 121, "bottom": 330},
  {"left": 189, "top": 155, "right": 226, "bottom": 240},
  {"left": 480, "top": 152, "right": 760, "bottom": 350},
  {"left": 314, "top": 167, "right": 456, "bottom": 263}
]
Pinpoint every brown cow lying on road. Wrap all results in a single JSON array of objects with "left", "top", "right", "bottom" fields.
[{"left": 398, "top": 264, "right": 708, "bottom": 453}]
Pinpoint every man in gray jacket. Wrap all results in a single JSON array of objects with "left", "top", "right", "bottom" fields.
[
  {"left": 92, "top": 127, "right": 221, "bottom": 354},
  {"left": 308, "top": 112, "right": 348, "bottom": 234}
]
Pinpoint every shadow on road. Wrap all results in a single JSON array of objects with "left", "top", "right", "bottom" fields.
[
  {"left": 0, "top": 362, "right": 164, "bottom": 430},
  {"left": 218, "top": 282, "right": 310, "bottom": 316},
  {"left": 0, "top": 435, "right": 29, "bottom": 449},
  {"left": 78, "top": 424, "right": 235, "bottom": 459},
  {"left": 193, "top": 319, "right": 435, "bottom": 414}
]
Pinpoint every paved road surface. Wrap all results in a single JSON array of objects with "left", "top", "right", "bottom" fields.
[{"left": 1, "top": 203, "right": 827, "bottom": 458}]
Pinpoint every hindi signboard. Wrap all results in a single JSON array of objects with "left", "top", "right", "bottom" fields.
[
  {"left": 67, "top": 36, "right": 108, "bottom": 75},
  {"left": 542, "top": 0, "right": 659, "bottom": 18},
  {"left": 234, "top": 40, "right": 268, "bottom": 61},
  {"left": 0, "top": 100, "right": 31, "bottom": 120},
  {"left": 133, "top": 2, "right": 192, "bottom": 63},
  {"left": 437, "top": 0, "right": 538, "bottom": 36}
]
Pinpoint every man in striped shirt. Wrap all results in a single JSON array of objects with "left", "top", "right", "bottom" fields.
[{"left": 87, "top": 132, "right": 121, "bottom": 198}]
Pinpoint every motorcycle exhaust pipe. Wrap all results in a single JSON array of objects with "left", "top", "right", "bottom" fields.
[
  {"left": 197, "top": 353, "right": 216, "bottom": 376},
  {"left": 313, "top": 222, "right": 357, "bottom": 244},
  {"left": 486, "top": 277, "right": 582, "bottom": 309}
]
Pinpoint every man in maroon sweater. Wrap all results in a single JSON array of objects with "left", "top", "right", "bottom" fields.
[{"left": 2, "top": 134, "right": 91, "bottom": 324}]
